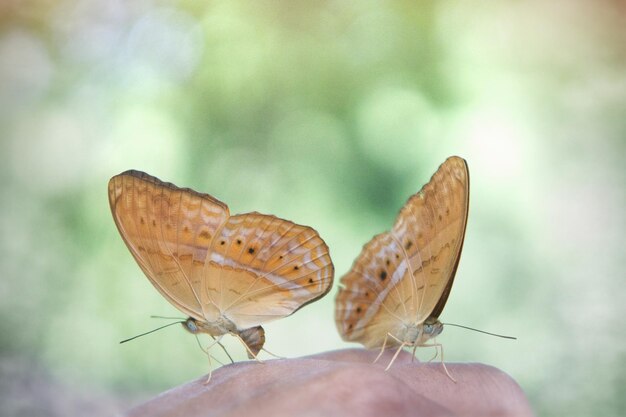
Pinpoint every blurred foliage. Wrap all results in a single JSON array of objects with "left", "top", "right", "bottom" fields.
[{"left": 0, "top": 0, "right": 625, "bottom": 416}]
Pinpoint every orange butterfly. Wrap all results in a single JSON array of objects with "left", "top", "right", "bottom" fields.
[
  {"left": 335, "top": 156, "right": 469, "bottom": 378},
  {"left": 109, "top": 170, "right": 334, "bottom": 371}
]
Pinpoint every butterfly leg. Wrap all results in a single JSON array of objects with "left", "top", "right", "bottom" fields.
[
  {"left": 195, "top": 337, "right": 226, "bottom": 365},
  {"left": 202, "top": 351, "right": 232, "bottom": 384},
  {"left": 212, "top": 335, "right": 235, "bottom": 364},
  {"left": 261, "top": 347, "right": 285, "bottom": 359},
  {"left": 204, "top": 334, "right": 226, "bottom": 352},
  {"left": 421, "top": 342, "right": 456, "bottom": 383},
  {"left": 374, "top": 332, "right": 405, "bottom": 364},
  {"left": 385, "top": 341, "right": 408, "bottom": 371},
  {"left": 232, "top": 333, "right": 265, "bottom": 364},
  {"left": 193, "top": 335, "right": 212, "bottom": 355},
  {"left": 196, "top": 335, "right": 226, "bottom": 385},
  {"left": 411, "top": 342, "right": 438, "bottom": 363},
  {"left": 425, "top": 341, "right": 438, "bottom": 363},
  {"left": 373, "top": 333, "right": 390, "bottom": 364},
  {"left": 204, "top": 349, "right": 214, "bottom": 385}
]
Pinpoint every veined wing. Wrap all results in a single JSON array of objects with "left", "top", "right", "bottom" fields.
[
  {"left": 335, "top": 156, "right": 469, "bottom": 347},
  {"left": 335, "top": 232, "right": 412, "bottom": 348},
  {"left": 391, "top": 156, "right": 469, "bottom": 322},
  {"left": 108, "top": 170, "right": 229, "bottom": 322},
  {"left": 202, "top": 212, "right": 333, "bottom": 330}
]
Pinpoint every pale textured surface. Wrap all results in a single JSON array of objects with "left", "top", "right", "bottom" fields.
[
  {"left": 336, "top": 157, "right": 469, "bottom": 348},
  {"left": 126, "top": 349, "right": 534, "bottom": 417}
]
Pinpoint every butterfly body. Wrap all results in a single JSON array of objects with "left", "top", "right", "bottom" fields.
[
  {"left": 397, "top": 318, "right": 444, "bottom": 345},
  {"left": 335, "top": 156, "right": 469, "bottom": 357},
  {"left": 109, "top": 170, "right": 333, "bottom": 360},
  {"left": 182, "top": 317, "right": 265, "bottom": 359},
  {"left": 182, "top": 315, "right": 237, "bottom": 337}
]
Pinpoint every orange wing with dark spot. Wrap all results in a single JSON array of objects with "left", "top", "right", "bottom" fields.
[
  {"left": 109, "top": 170, "right": 229, "bottom": 322},
  {"left": 335, "top": 156, "right": 469, "bottom": 348},
  {"left": 109, "top": 170, "right": 334, "bottom": 330}
]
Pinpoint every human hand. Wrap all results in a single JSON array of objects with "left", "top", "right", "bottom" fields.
[{"left": 126, "top": 348, "right": 533, "bottom": 417}]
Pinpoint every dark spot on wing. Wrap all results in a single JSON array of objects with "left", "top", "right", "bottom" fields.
[
  {"left": 248, "top": 247, "right": 255, "bottom": 254},
  {"left": 379, "top": 270, "right": 387, "bottom": 281},
  {"left": 199, "top": 230, "right": 210, "bottom": 239},
  {"left": 405, "top": 240, "right": 413, "bottom": 250}
]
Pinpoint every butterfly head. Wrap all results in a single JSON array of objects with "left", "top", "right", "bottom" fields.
[
  {"left": 422, "top": 317, "right": 444, "bottom": 339},
  {"left": 183, "top": 318, "right": 200, "bottom": 334},
  {"left": 400, "top": 318, "right": 444, "bottom": 345}
]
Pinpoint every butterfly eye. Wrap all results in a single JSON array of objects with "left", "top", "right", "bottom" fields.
[
  {"left": 184, "top": 319, "right": 198, "bottom": 333},
  {"left": 424, "top": 324, "right": 433, "bottom": 334}
]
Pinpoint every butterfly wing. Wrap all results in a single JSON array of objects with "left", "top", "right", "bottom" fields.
[
  {"left": 335, "top": 156, "right": 469, "bottom": 347},
  {"left": 335, "top": 232, "right": 412, "bottom": 348},
  {"left": 204, "top": 212, "right": 334, "bottom": 330},
  {"left": 108, "top": 170, "right": 229, "bottom": 322},
  {"left": 391, "top": 156, "right": 469, "bottom": 322}
]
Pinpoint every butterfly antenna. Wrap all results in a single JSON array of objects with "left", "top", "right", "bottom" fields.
[
  {"left": 443, "top": 323, "right": 517, "bottom": 340},
  {"left": 120, "top": 321, "right": 185, "bottom": 344},
  {"left": 150, "top": 315, "right": 186, "bottom": 320}
]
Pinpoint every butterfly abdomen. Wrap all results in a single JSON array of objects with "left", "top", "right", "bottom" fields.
[{"left": 238, "top": 326, "right": 265, "bottom": 359}]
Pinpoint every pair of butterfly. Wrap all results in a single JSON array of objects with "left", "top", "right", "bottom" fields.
[{"left": 109, "top": 156, "right": 470, "bottom": 378}]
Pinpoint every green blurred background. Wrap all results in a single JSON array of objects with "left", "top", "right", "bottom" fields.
[{"left": 1, "top": 1, "right": 624, "bottom": 415}]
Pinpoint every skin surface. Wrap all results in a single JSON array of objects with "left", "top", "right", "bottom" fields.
[{"left": 126, "top": 349, "right": 534, "bottom": 417}]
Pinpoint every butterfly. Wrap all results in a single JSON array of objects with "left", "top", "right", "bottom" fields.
[
  {"left": 335, "top": 156, "right": 469, "bottom": 377},
  {"left": 109, "top": 170, "right": 334, "bottom": 369}
]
